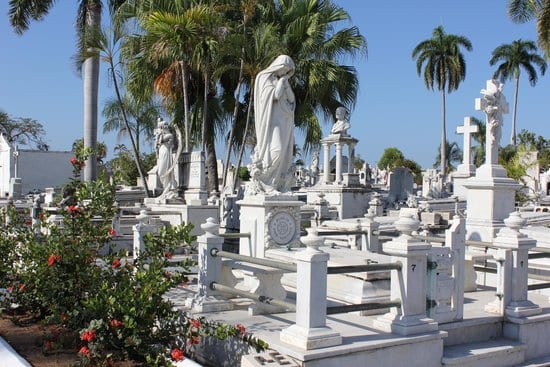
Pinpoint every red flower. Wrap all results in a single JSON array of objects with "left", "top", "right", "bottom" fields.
[
  {"left": 81, "top": 330, "right": 96, "bottom": 342},
  {"left": 68, "top": 205, "right": 81, "bottom": 214},
  {"left": 171, "top": 348, "right": 185, "bottom": 361},
  {"left": 191, "top": 336, "right": 200, "bottom": 345},
  {"left": 18, "top": 284, "right": 26, "bottom": 292},
  {"left": 61, "top": 312, "right": 68, "bottom": 321},
  {"left": 109, "top": 228, "right": 117, "bottom": 236},
  {"left": 109, "top": 319, "right": 123, "bottom": 328},
  {"left": 111, "top": 259, "right": 121, "bottom": 269},
  {"left": 7, "top": 286, "right": 13, "bottom": 293},
  {"left": 39, "top": 213, "right": 45, "bottom": 221},
  {"left": 236, "top": 323, "right": 246, "bottom": 335},
  {"left": 79, "top": 346, "right": 90, "bottom": 356},
  {"left": 70, "top": 157, "right": 79, "bottom": 165},
  {"left": 191, "top": 319, "right": 200, "bottom": 329},
  {"left": 164, "top": 251, "right": 173, "bottom": 259},
  {"left": 48, "top": 254, "right": 61, "bottom": 266},
  {"left": 44, "top": 341, "right": 52, "bottom": 351}
]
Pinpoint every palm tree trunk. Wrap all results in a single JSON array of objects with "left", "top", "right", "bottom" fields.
[
  {"left": 180, "top": 60, "right": 190, "bottom": 152},
  {"left": 206, "top": 130, "right": 219, "bottom": 194},
  {"left": 232, "top": 78, "right": 254, "bottom": 192},
  {"left": 222, "top": 58, "right": 245, "bottom": 190},
  {"left": 109, "top": 65, "right": 150, "bottom": 197},
  {"left": 202, "top": 69, "right": 209, "bottom": 153},
  {"left": 441, "top": 89, "right": 447, "bottom": 176},
  {"left": 511, "top": 76, "right": 520, "bottom": 145},
  {"left": 83, "top": 6, "right": 101, "bottom": 182}
]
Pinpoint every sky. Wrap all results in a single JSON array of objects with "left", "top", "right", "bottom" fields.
[{"left": 0, "top": 1, "right": 549, "bottom": 170}]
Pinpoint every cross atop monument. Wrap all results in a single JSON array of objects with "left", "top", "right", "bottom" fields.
[{"left": 456, "top": 116, "right": 478, "bottom": 168}]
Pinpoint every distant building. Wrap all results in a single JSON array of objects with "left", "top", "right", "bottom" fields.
[{"left": 0, "top": 134, "right": 74, "bottom": 198}]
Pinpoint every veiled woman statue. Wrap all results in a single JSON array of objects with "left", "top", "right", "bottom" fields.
[
  {"left": 248, "top": 55, "right": 296, "bottom": 194},
  {"left": 155, "top": 118, "right": 179, "bottom": 201}
]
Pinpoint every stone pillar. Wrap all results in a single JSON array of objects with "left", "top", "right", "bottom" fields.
[
  {"left": 186, "top": 218, "right": 234, "bottom": 312},
  {"left": 323, "top": 142, "right": 331, "bottom": 184},
  {"left": 374, "top": 215, "right": 438, "bottom": 335},
  {"left": 238, "top": 194, "right": 302, "bottom": 258},
  {"left": 335, "top": 143, "right": 343, "bottom": 184},
  {"left": 133, "top": 210, "right": 153, "bottom": 259},
  {"left": 280, "top": 228, "right": 341, "bottom": 350},
  {"left": 484, "top": 249, "right": 512, "bottom": 315},
  {"left": 361, "top": 208, "right": 380, "bottom": 252},
  {"left": 488, "top": 212, "right": 541, "bottom": 317}
]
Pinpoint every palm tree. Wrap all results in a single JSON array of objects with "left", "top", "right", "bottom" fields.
[
  {"left": 412, "top": 26, "right": 472, "bottom": 176},
  {"left": 83, "top": 25, "right": 151, "bottom": 195},
  {"left": 102, "top": 95, "right": 159, "bottom": 155},
  {"left": 508, "top": 0, "right": 550, "bottom": 57},
  {"left": 9, "top": 0, "right": 125, "bottom": 182},
  {"left": 434, "top": 140, "right": 463, "bottom": 173},
  {"left": 490, "top": 39, "right": 547, "bottom": 145},
  {"left": 275, "top": 0, "right": 367, "bottom": 153}
]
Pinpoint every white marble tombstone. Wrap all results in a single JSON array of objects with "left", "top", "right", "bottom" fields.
[{"left": 465, "top": 80, "right": 521, "bottom": 241}]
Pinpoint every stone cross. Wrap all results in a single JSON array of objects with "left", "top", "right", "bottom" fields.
[
  {"left": 475, "top": 79, "right": 509, "bottom": 165},
  {"left": 456, "top": 117, "right": 478, "bottom": 167}
]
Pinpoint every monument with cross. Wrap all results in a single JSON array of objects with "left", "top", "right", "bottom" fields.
[
  {"left": 464, "top": 79, "right": 521, "bottom": 242},
  {"left": 452, "top": 116, "right": 479, "bottom": 199}
]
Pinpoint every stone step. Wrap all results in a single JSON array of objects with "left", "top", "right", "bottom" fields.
[
  {"left": 241, "top": 350, "right": 300, "bottom": 367},
  {"left": 442, "top": 338, "right": 526, "bottom": 367},
  {"left": 439, "top": 315, "right": 503, "bottom": 346},
  {"left": 517, "top": 354, "right": 550, "bottom": 366}
]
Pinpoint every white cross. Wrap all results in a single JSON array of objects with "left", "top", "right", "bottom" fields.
[{"left": 456, "top": 117, "right": 478, "bottom": 167}]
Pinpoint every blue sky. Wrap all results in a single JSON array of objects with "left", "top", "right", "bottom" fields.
[{"left": 1, "top": 1, "right": 548, "bottom": 169}]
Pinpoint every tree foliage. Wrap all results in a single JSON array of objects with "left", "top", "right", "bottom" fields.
[
  {"left": 0, "top": 110, "right": 49, "bottom": 150},
  {"left": 490, "top": 39, "right": 547, "bottom": 145},
  {"left": 378, "top": 147, "right": 405, "bottom": 170}
]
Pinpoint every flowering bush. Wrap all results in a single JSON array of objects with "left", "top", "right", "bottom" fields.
[{"left": 0, "top": 151, "right": 268, "bottom": 366}]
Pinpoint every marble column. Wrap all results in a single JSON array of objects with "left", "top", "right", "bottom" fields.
[
  {"left": 335, "top": 143, "right": 343, "bottom": 184},
  {"left": 323, "top": 142, "right": 331, "bottom": 184}
]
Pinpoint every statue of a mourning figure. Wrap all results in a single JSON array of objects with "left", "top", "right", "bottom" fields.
[{"left": 247, "top": 55, "right": 296, "bottom": 195}]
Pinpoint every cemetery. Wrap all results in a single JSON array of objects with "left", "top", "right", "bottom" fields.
[{"left": 1, "top": 1, "right": 550, "bottom": 367}]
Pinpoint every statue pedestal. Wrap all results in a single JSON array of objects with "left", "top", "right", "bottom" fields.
[
  {"left": 452, "top": 164, "right": 476, "bottom": 201},
  {"left": 238, "top": 194, "right": 303, "bottom": 258},
  {"left": 464, "top": 164, "right": 521, "bottom": 242}
]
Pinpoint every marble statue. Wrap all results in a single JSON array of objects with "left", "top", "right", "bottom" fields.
[
  {"left": 331, "top": 107, "right": 351, "bottom": 135},
  {"left": 476, "top": 79, "right": 509, "bottom": 165},
  {"left": 248, "top": 55, "right": 296, "bottom": 194},
  {"left": 155, "top": 118, "right": 179, "bottom": 201}
]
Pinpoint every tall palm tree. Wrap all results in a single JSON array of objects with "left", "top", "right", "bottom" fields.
[
  {"left": 490, "top": 39, "right": 547, "bottom": 145},
  {"left": 9, "top": 0, "right": 125, "bottom": 182},
  {"left": 83, "top": 25, "right": 151, "bottom": 195},
  {"left": 508, "top": 0, "right": 550, "bottom": 58},
  {"left": 412, "top": 25, "right": 472, "bottom": 176}
]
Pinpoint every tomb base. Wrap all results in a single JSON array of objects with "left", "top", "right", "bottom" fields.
[
  {"left": 280, "top": 324, "right": 342, "bottom": 350},
  {"left": 238, "top": 194, "right": 303, "bottom": 258},
  {"left": 464, "top": 164, "right": 521, "bottom": 242},
  {"left": 305, "top": 186, "right": 369, "bottom": 220}
]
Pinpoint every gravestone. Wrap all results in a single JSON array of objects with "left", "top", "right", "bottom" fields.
[
  {"left": 465, "top": 80, "right": 521, "bottom": 241},
  {"left": 453, "top": 116, "right": 479, "bottom": 199},
  {"left": 184, "top": 151, "right": 207, "bottom": 205},
  {"left": 387, "top": 167, "right": 414, "bottom": 205}
]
